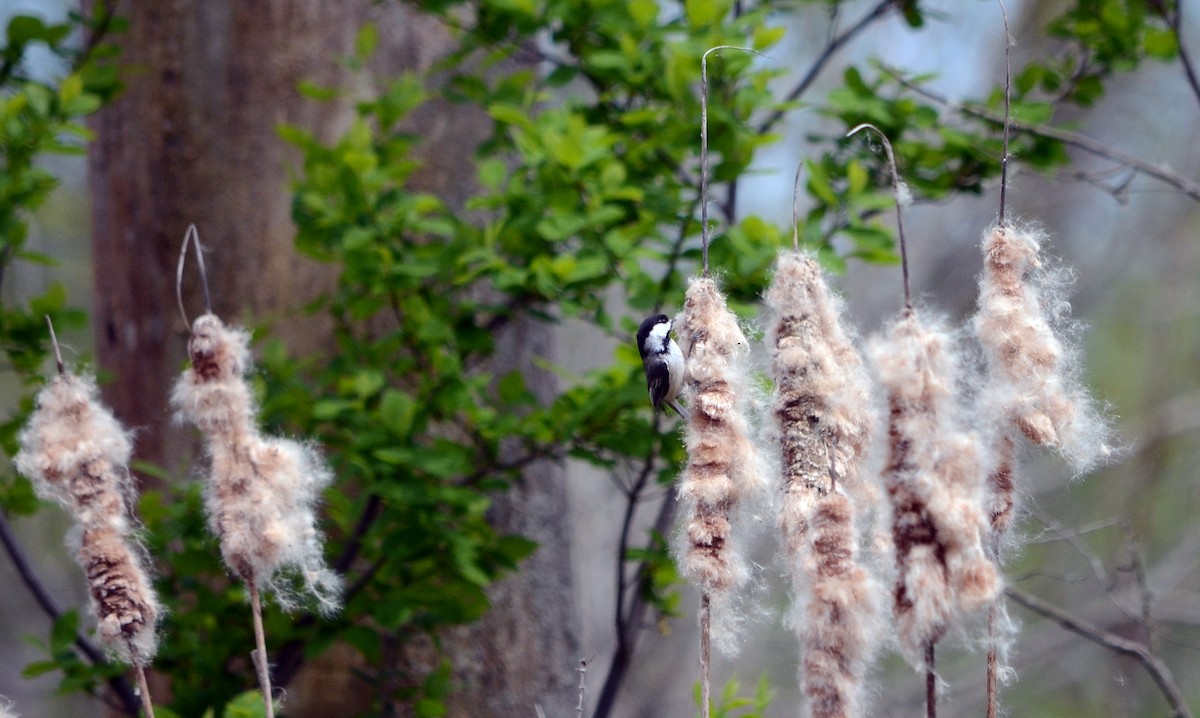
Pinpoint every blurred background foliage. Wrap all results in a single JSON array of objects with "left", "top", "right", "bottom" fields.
[{"left": 0, "top": 0, "right": 1198, "bottom": 716}]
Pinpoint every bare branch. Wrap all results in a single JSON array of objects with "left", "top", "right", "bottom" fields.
[
  {"left": 884, "top": 69, "right": 1200, "bottom": 203},
  {"left": 755, "top": 0, "right": 898, "bottom": 134},
  {"left": 1006, "top": 587, "right": 1194, "bottom": 718}
]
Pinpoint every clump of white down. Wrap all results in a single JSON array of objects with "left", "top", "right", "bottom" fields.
[
  {"left": 15, "top": 373, "right": 160, "bottom": 664},
  {"left": 171, "top": 314, "right": 341, "bottom": 614}
]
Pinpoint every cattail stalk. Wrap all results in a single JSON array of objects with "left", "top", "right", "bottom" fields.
[
  {"left": 870, "top": 310, "right": 1000, "bottom": 667},
  {"left": 766, "top": 251, "right": 880, "bottom": 718},
  {"left": 974, "top": 222, "right": 1110, "bottom": 716},
  {"left": 16, "top": 360, "right": 160, "bottom": 716},
  {"left": 172, "top": 313, "right": 341, "bottom": 717}
]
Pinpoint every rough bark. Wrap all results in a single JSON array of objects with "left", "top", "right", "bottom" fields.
[{"left": 86, "top": 0, "right": 362, "bottom": 472}]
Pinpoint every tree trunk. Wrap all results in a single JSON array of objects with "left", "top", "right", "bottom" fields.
[{"left": 86, "top": 0, "right": 362, "bottom": 473}]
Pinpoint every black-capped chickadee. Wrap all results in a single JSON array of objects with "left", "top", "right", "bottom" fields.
[{"left": 636, "top": 314, "right": 686, "bottom": 419}]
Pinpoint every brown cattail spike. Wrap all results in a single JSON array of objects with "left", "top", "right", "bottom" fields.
[
  {"left": 869, "top": 311, "right": 999, "bottom": 665},
  {"left": 15, "top": 371, "right": 161, "bottom": 666},
  {"left": 766, "top": 252, "right": 881, "bottom": 717},
  {"left": 675, "top": 275, "right": 764, "bottom": 659},
  {"left": 974, "top": 224, "right": 1110, "bottom": 472},
  {"left": 172, "top": 313, "right": 341, "bottom": 614}
]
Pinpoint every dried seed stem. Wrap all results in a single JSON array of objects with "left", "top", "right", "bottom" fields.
[
  {"left": 700, "top": 592, "right": 712, "bottom": 718},
  {"left": 700, "top": 45, "right": 764, "bottom": 275},
  {"left": 791, "top": 160, "right": 804, "bottom": 251},
  {"left": 176, "top": 224, "right": 212, "bottom": 328},
  {"left": 986, "top": 606, "right": 998, "bottom": 718},
  {"left": 249, "top": 581, "right": 276, "bottom": 718},
  {"left": 44, "top": 315, "right": 63, "bottom": 376},
  {"left": 998, "top": 0, "right": 1012, "bottom": 227},
  {"left": 131, "top": 653, "right": 155, "bottom": 718},
  {"left": 925, "top": 642, "right": 936, "bottom": 718},
  {"left": 846, "top": 123, "right": 910, "bottom": 310}
]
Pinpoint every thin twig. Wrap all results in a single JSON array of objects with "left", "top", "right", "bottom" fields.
[
  {"left": 0, "top": 513, "right": 141, "bottom": 715},
  {"left": 883, "top": 68, "right": 1200, "bottom": 203},
  {"left": 593, "top": 490, "right": 678, "bottom": 718},
  {"left": 846, "top": 123, "right": 910, "bottom": 309},
  {"left": 755, "top": 0, "right": 898, "bottom": 134},
  {"left": 1006, "top": 587, "right": 1194, "bottom": 718},
  {"left": 1166, "top": 0, "right": 1200, "bottom": 111},
  {"left": 249, "top": 581, "right": 277, "bottom": 718}
]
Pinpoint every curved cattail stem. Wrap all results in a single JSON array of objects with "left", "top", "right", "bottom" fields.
[
  {"left": 44, "top": 315, "right": 64, "bottom": 376},
  {"left": 249, "top": 581, "right": 276, "bottom": 718},
  {"left": 846, "top": 123, "right": 910, "bottom": 310},
  {"left": 699, "top": 45, "right": 765, "bottom": 276},
  {"left": 998, "top": 0, "right": 1012, "bottom": 228},
  {"left": 130, "top": 651, "right": 156, "bottom": 718},
  {"left": 176, "top": 223, "right": 212, "bottom": 329}
]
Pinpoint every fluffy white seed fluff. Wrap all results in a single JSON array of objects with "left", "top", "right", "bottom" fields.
[
  {"left": 15, "top": 373, "right": 160, "bottom": 664},
  {"left": 766, "top": 252, "right": 876, "bottom": 547},
  {"left": 974, "top": 224, "right": 1111, "bottom": 473},
  {"left": 869, "top": 310, "right": 1000, "bottom": 665},
  {"left": 171, "top": 313, "right": 341, "bottom": 615}
]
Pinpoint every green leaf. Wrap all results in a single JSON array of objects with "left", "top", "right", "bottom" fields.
[
  {"left": 752, "top": 25, "right": 785, "bottom": 51},
  {"left": 628, "top": 0, "right": 659, "bottom": 28},
  {"left": 685, "top": 0, "right": 725, "bottom": 27},
  {"left": 1144, "top": 28, "right": 1178, "bottom": 60},
  {"left": 223, "top": 690, "right": 272, "bottom": 718},
  {"left": 355, "top": 22, "right": 379, "bottom": 59},
  {"left": 380, "top": 389, "right": 418, "bottom": 435}
]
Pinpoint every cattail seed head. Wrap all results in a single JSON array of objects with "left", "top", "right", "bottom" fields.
[
  {"left": 974, "top": 224, "right": 1111, "bottom": 472},
  {"left": 674, "top": 277, "right": 762, "bottom": 605},
  {"left": 765, "top": 253, "right": 882, "bottom": 717},
  {"left": 766, "top": 252, "right": 876, "bottom": 548},
  {"left": 15, "top": 373, "right": 160, "bottom": 664},
  {"left": 172, "top": 313, "right": 342, "bottom": 615},
  {"left": 869, "top": 310, "right": 999, "bottom": 664}
]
